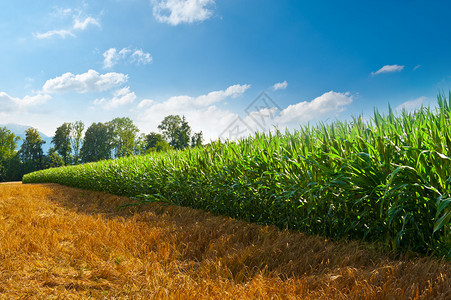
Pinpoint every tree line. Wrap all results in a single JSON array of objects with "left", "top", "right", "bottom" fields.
[{"left": 0, "top": 115, "right": 203, "bottom": 182}]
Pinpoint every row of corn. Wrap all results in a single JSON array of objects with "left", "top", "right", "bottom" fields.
[{"left": 23, "top": 94, "right": 451, "bottom": 258}]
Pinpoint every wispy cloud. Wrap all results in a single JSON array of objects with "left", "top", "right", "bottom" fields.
[
  {"left": 51, "top": 8, "right": 73, "bottom": 18},
  {"left": 131, "top": 49, "right": 153, "bottom": 65},
  {"left": 272, "top": 81, "right": 288, "bottom": 91},
  {"left": 34, "top": 29, "right": 75, "bottom": 39},
  {"left": 152, "top": 0, "right": 215, "bottom": 25},
  {"left": 396, "top": 96, "right": 427, "bottom": 111},
  {"left": 94, "top": 86, "right": 136, "bottom": 109},
  {"left": 34, "top": 7, "right": 100, "bottom": 40},
  {"left": 371, "top": 64, "right": 405, "bottom": 75},
  {"left": 103, "top": 48, "right": 120, "bottom": 69},
  {"left": 413, "top": 64, "right": 421, "bottom": 71},
  {"left": 42, "top": 69, "right": 128, "bottom": 94},
  {"left": 103, "top": 48, "right": 152, "bottom": 68},
  {"left": 73, "top": 16, "right": 101, "bottom": 30}
]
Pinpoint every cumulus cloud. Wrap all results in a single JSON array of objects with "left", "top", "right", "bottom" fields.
[
  {"left": 276, "top": 91, "right": 353, "bottom": 127},
  {"left": 226, "top": 91, "right": 353, "bottom": 137},
  {"left": 239, "top": 107, "right": 279, "bottom": 135},
  {"left": 134, "top": 88, "right": 354, "bottom": 141},
  {"left": 0, "top": 92, "right": 51, "bottom": 111},
  {"left": 152, "top": 0, "right": 215, "bottom": 25},
  {"left": 42, "top": 69, "right": 128, "bottom": 94},
  {"left": 371, "top": 64, "right": 405, "bottom": 75},
  {"left": 19, "top": 94, "right": 52, "bottom": 107},
  {"left": 194, "top": 84, "right": 251, "bottom": 106},
  {"left": 0, "top": 93, "right": 17, "bottom": 112},
  {"left": 272, "top": 81, "right": 288, "bottom": 91},
  {"left": 135, "top": 84, "right": 249, "bottom": 141},
  {"left": 94, "top": 86, "right": 136, "bottom": 109},
  {"left": 396, "top": 96, "right": 427, "bottom": 111},
  {"left": 137, "top": 99, "right": 155, "bottom": 109},
  {"left": 146, "top": 83, "right": 250, "bottom": 110},
  {"left": 138, "top": 104, "right": 238, "bottom": 142},
  {"left": 103, "top": 48, "right": 152, "bottom": 68}
]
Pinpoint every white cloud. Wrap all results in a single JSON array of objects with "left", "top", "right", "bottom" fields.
[
  {"left": 272, "top": 81, "right": 288, "bottom": 91},
  {"left": 413, "top": 64, "right": 421, "bottom": 71},
  {"left": 396, "top": 96, "right": 427, "bottom": 111},
  {"left": 131, "top": 49, "right": 153, "bottom": 65},
  {"left": 0, "top": 92, "right": 17, "bottom": 112},
  {"left": 194, "top": 84, "right": 250, "bottom": 106},
  {"left": 34, "top": 29, "right": 75, "bottom": 39},
  {"left": 94, "top": 86, "right": 136, "bottom": 109},
  {"left": 371, "top": 64, "right": 405, "bottom": 75},
  {"left": 119, "top": 48, "right": 131, "bottom": 56},
  {"left": 134, "top": 88, "right": 354, "bottom": 141},
  {"left": 42, "top": 69, "right": 128, "bottom": 94},
  {"left": 103, "top": 48, "right": 152, "bottom": 68},
  {"left": 241, "top": 107, "right": 279, "bottom": 132},
  {"left": 19, "top": 94, "right": 52, "bottom": 107},
  {"left": 137, "top": 104, "right": 238, "bottom": 142},
  {"left": 34, "top": 7, "right": 100, "bottom": 40},
  {"left": 0, "top": 92, "right": 51, "bottom": 111},
  {"left": 135, "top": 84, "right": 249, "bottom": 141},
  {"left": 103, "top": 48, "right": 120, "bottom": 69},
  {"left": 137, "top": 99, "right": 155, "bottom": 109},
  {"left": 153, "top": 84, "right": 249, "bottom": 109},
  {"left": 276, "top": 91, "right": 353, "bottom": 127},
  {"left": 152, "top": 0, "right": 215, "bottom": 25},
  {"left": 73, "top": 16, "right": 100, "bottom": 30},
  {"left": 51, "top": 8, "right": 73, "bottom": 18},
  {"left": 223, "top": 91, "right": 353, "bottom": 138}
]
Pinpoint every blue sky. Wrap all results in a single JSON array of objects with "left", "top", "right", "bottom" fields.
[{"left": 0, "top": 0, "right": 450, "bottom": 141}]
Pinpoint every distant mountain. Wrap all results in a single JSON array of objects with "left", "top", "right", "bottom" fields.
[{"left": 0, "top": 123, "right": 53, "bottom": 154}]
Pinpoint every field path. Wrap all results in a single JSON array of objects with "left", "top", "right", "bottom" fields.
[{"left": 0, "top": 183, "right": 449, "bottom": 299}]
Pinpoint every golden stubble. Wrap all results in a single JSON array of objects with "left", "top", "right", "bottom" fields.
[{"left": 0, "top": 183, "right": 449, "bottom": 299}]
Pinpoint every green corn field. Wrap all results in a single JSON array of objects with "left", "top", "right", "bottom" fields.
[{"left": 23, "top": 93, "right": 451, "bottom": 258}]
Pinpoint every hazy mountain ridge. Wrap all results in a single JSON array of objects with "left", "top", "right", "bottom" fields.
[{"left": 0, "top": 123, "right": 52, "bottom": 153}]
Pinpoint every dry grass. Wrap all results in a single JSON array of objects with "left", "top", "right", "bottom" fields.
[{"left": 0, "top": 183, "right": 449, "bottom": 299}]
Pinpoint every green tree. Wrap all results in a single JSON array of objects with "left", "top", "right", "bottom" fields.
[
  {"left": 70, "top": 120, "right": 84, "bottom": 164},
  {"left": 191, "top": 131, "right": 204, "bottom": 148},
  {"left": 44, "top": 147, "right": 64, "bottom": 169},
  {"left": 19, "top": 128, "right": 45, "bottom": 173},
  {"left": 176, "top": 116, "right": 191, "bottom": 149},
  {"left": 4, "top": 153, "right": 23, "bottom": 181},
  {"left": 134, "top": 133, "right": 147, "bottom": 155},
  {"left": 158, "top": 115, "right": 182, "bottom": 148},
  {"left": 80, "top": 122, "right": 113, "bottom": 163},
  {"left": 52, "top": 123, "right": 72, "bottom": 165},
  {"left": 144, "top": 132, "right": 171, "bottom": 152},
  {"left": 0, "top": 127, "right": 20, "bottom": 181},
  {"left": 108, "top": 117, "right": 139, "bottom": 158},
  {"left": 158, "top": 115, "right": 192, "bottom": 150}
]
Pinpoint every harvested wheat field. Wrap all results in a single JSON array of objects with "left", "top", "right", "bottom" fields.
[{"left": 0, "top": 183, "right": 449, "bottom": 299}]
